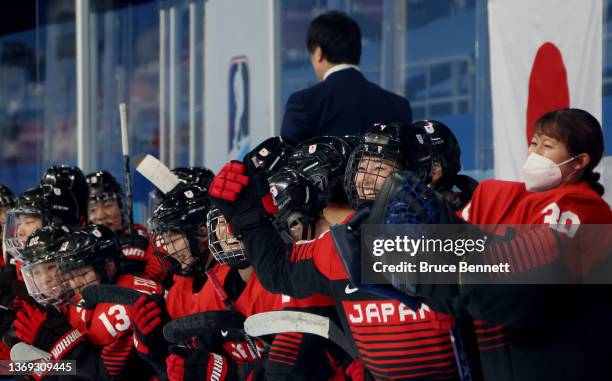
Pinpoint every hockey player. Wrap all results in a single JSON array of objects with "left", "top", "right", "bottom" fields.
[
  {"left": 56, "top": 224, "right": 164, "bottom": 380},
  {"left": 86, "top": 170, "right": 166, "bottom": 283},
  {"left": 41, "top": 165, "right": 90, "bottom": 226},
  {"left": 410, "top": 120, "right": 477, "bottom": 211},
  {"left": 3, "top": 184, "right": 80, "bottom": 259},
  {"left": 13, "top": 224, "right": 112, "bottom": 380},
  {"left": 130, "top": 183, "right": 216, "bottom": 378},
  {"left": 209, "top": 123, "right": 462, "bottom": 380}
]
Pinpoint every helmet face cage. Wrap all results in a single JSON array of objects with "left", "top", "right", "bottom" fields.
[
  {"left": 2, "top": 208, "right": 43, "bottom": 259},
  {"left": 87, "top": 193, "right": 125, "bottom": 232},
  {"left": 344, "top": 144, "right": 403, "bottom": 209},
  {"left": 148, "top": 215, "right": 208, "bottom": 276},
  {"left": 21, "top": 256, "right": 72, "bottom": 308},
  {"left": 152, "top": 230, "right": 204, "bottom": 276},
  {"left": 58, "top": 264, "right": 101, "bottom": 300},
  {"left": 206, "top": 209, "right": 247, "bottom": 267}
]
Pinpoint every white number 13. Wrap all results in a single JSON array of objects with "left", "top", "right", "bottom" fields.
[
  {"left": 542, "top": 202, "right": 580, "bottom": 238},
  {"left": 98, "top": 305, "right": 131, "bottom": 337}
]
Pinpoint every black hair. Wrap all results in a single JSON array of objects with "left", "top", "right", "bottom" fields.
[
  {"left": 534, "top": 108, "right": 605, "bottom": 195},
  {"left": 306, "top": 11, "right": 361, "bottom": 65}
]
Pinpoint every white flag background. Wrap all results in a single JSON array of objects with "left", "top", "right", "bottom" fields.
[{"left": 488, "top": 0, "right": 609, "bottom": 204}]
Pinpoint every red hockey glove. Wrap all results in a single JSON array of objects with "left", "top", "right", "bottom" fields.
[
  {"left": 13, "top": 302, "right": 46, "bottom": 344},
  {"left": 208, "top": 161, "right": 249, "bottom": 202},
  {"left": 209, "top": 166, "right": 277, "bottom": 240},
  {"left": 133, "top": 294, "right": 170, "bottom": 361},
  {"left": 14, "top": 304, "right": 83, "bottom": 360}
]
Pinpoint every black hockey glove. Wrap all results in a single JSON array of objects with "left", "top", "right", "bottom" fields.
[{"left": 166, "top": 345, "right": 237, "bottom": 381}]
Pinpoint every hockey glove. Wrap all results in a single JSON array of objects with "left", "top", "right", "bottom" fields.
[
  {"left": 14, "top": 303, "right": 84, "bottom": 360},
  {"left": 120, "top": 227, "right": 150, "bottom": 262},
  {"left": 133, "top": 293, "right": 171, "bottom": 376},
  {"left": 209, "top": 163, "right": 277, "bottom": 239},
  {"left": 166, "top": 345, "right": 234, "bottom": 381}
]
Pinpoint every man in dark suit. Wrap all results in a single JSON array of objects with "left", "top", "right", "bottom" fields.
[{"left": 281, "top": 11, "right": 413, "bottom": 144}]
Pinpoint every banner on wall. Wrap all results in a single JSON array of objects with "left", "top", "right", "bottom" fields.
[
  {"left": 204, "top": 0, "right": 276, "bottom": 172},
  {"left": 488, "top": 0, "right": 605, "bottom": 196}
]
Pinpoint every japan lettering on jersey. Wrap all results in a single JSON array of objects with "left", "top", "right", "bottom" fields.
[{"left": 289, "top": 230, "right": 459, "bottom": 380}]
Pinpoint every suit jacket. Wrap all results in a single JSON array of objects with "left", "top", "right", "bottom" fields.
[{"left": 280, "top": 68, "right": 413, "bottom": 144}]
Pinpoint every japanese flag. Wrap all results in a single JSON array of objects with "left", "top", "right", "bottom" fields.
[{"left": 488, "top": 0, "right": 603, "bottom": 186}]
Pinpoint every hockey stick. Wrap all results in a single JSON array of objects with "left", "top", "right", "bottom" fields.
[
  {"left": 134, "top": 154, "right": 182, "bottom": 195},
  {"left": 244, "top": 311, "right": 358, "bottom": 359},
  {"left": 162, "top": 310, "right": 246, "bottom": 344},
  {"left": 10, "top": 342, "right": 51, "bottom": 362},
  {"left": 206, "top": 270, "right": 261, "bottom": 359},
  {"left": 80, "top": 284, "right": 144, "bottom": 308},
  {"left": 119, "top": 103, "right": 134, "bottom": 234}
]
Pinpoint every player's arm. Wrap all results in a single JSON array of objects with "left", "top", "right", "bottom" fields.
[
  {"left": 208, "top": 162, "right": 334, "bottom": 299},
  {"left": 242, "top": 223, "right": 334, "bottom": 299},
  {"left": 13, "top": 303, "right": 111, "bottom": 380}
]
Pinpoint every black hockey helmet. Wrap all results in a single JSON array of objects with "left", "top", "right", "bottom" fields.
[
  {"left": 19, "top": 224, "right": 73, "bottom": 308},
  {"left": 56, "top": 224, "right": 121, "bottom": 286},
  {"left": 0, "top": 184, "right": 15, "bottom": 208},
  {"left": 41, "top": 165, "right": 88, "bottom": 222},
  {"left": 86, "top": 171, "right": 126, "bottom": 231},
  {"left": 286, "top": 136, "right": 354, "bottom": 202},
  {"left": 268, "top": 167, "right": 325, "bottom": 243},
  {"left": 3, "top": 185, "right": 80, "bottom": 257},
  {"left": 173, "top": 167, "right": 216, "bottom": 191},
  {"left": 344, "top": 122, "right": 430, "bottom": 209},
  {"left": 243, "top": 136, "right": 293, "bottom": 175},
  {"left": 411, "top": 120, "right": 462, "bottom": 191},
  {"left": 148, "top": 184, "right": 212, "bottom": 275}
]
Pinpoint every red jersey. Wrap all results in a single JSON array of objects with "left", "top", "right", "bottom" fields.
[
  {"left": 166, "top": 274, "right": 204, "bottom": 319},
  {"left": 67, "top": 274, "right": 163, "bottom": 379},
  {"left": 459, "top": 179, "right": 612, "bottom": 381}
]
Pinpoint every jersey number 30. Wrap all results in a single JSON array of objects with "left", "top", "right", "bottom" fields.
[
  {"left": 542, "top": 202, "right": 580, "bottom": 238},
  {"left": 98, "top": 305, "right": 131, "bottom": 337}
]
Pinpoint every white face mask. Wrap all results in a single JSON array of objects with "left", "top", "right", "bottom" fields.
[{"left": 522, "top": 153, "right": 576, "bottom": 192}]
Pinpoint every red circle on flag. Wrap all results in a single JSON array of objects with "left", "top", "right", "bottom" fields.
[{"left": 526, "top": 42, "right": 570, "bottom": 143}]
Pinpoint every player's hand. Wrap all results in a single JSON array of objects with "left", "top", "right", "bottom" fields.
[
  {"left": 209, "top": 164, "right": 277, "bottom": 239},
  {"left": 119, "top": 228, "right": 150, "bottom": 262},
  {"left": 166, "top": 345, "right": 233, "bottom": 381},
  {"left": 14, "top": 304, "right": 83, "bottom": 359},
  {"left": 13, "top": 301, "right": 46, "bottom": 344},
  {"left": 133, "top": 294, "right": 170, "bottom": 361}
]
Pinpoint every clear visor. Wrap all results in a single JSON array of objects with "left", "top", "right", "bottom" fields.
[
  {"left": 88, "top": 194, "right": 124, "bottom": 232},
  {"left": 206, "top": 209, "right": 247, "bottom": 266},
  {"left": 3, "top": 209, "right": 44, "bottom": 259},
  {"left": 21, "top": 258, "right": 71, "bottom": 308}
]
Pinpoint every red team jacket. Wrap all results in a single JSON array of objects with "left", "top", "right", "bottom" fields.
[{"left": 458, "top": 179, "right": 612, "bottom": 381}]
